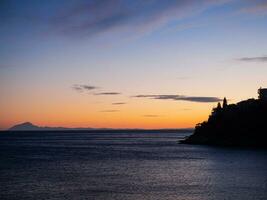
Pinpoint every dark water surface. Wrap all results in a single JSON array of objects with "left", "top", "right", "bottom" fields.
[{"left": 0, "top": 131, "right": 267, "bottom": 200}]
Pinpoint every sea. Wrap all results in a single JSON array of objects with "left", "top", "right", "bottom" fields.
[{"left": 0, "top": 131, "right": 267, "bottom": 200}]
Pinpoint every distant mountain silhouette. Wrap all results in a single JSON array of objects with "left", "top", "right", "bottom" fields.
[
  {"left": 181, "top": 96, "right": 267, "bottom": 148},
  {"left": 9, "top": 122, "right": 92, "bottom": 131},
  {"left": 9, "top": 122, "right": 40, "bottom": 131}
]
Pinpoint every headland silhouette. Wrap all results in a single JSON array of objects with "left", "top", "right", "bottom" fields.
[{"left": 182, "top": 88, "right": 267, "bottom": 148}]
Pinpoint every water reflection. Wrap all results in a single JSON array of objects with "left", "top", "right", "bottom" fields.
[{"left": 0, "top": 132, "right": 267, "bottom": 200}]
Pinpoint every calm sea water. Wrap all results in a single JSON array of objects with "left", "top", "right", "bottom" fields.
[{"left": 0, "top": 131, "right": 267, "bottom": 200}]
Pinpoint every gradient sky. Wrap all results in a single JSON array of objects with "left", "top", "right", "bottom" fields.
[{"left": 1, "top": 0, "right": 267, "bottom": 129}]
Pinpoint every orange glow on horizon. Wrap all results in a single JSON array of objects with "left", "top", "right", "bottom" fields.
[
  {"left": 0, "top": 100, "right": 212, "bottom": 130},
  {"left": 1, "top": 80, "right": 258, "bottom": 130}
]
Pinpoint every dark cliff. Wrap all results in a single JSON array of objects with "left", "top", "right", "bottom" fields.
[{"left": 182, "top": 98, "right": 267, "bottom": 147}]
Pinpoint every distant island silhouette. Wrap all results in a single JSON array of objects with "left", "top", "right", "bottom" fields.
[
  {"left": 182, "top": 88, "right": 267, "bottom": 148},
  {"left": 8, "top": 122, "right": 94, "bottom": 131}
]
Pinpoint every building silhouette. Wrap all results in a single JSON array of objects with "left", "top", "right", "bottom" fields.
[{"left": 258, "top": 88, "right": 267, "bottom": 100}]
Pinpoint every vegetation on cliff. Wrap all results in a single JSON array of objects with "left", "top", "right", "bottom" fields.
[{"left": 182, "top": 97, "right": 267, "bottom": 147}]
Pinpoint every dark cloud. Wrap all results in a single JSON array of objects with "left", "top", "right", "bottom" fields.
[
  {"left": 112, "top": 102, "right": 126, "bottom": 105},
  {"left": 237, "top": 56, "right": 267, "bottom": 62},
  {"left": 72, "top": 85, "right": 121, "bottom": 96},
  {"left": 133, "top": 94, "right": 222, "bottom": 103},
  {"left": 100, "top": 110, "right": 119, "bottom": 112},
  {"left": 72, "top": 84, "right": 98, "bottom": 92},
  {"left": 51, "top": 0, "right": 228, "bottom": 37},
  {"left": 95, "top": 92, "right": 121, "bottom": 95}
]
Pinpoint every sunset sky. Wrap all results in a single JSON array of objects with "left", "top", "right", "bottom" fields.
[{"left": 1, "top": 0, "right": 267, "bottom": 130}]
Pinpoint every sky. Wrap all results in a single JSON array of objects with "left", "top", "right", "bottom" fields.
[{"left": 1, "top": 0, "right": 267, "bottom": 130}]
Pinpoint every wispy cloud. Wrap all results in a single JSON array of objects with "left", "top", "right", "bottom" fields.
[
  {"left": 177, "top": 76, "right": 191, "bottom": 80},
  {"left": 51, "top": 0, "right": 229, "bottom": 37},
  {"left": 100, "top": 110, "right": 119, "bottom": 112},
  {"left": 133, "top": 94, "right": 222, "bottom": 103},
  {"left": 143, "top": 114, "right": 161, "bottom": 117},
  {"left": 0, "top": 64, "right": 14, "bottom": 68},
  {"left": 237, "top": 56, "right": 267, "bottom": 62},
  {"left": 95, "top": 92, "right": 121, "bottom": 95},
  {"left": 72, "top": 84, "right": 98, "bottom": 92},
  {"left": 112, "top": 102, "right": 126, "bottom": 105},
  {"left": 239, "top": 1, "right": 267, "bottom": 14},
  {"left": 3, "top": 0, "right": 267, "bottom": 40},
  {"left": 181, "top": 108, "right": 192, "bottom": 111}
]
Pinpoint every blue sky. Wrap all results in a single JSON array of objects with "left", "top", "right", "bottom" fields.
[{"left": 1, "top": 0, "right": 267, "bottom": 129}]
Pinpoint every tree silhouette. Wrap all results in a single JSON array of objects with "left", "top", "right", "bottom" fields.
[
  {"left": 217, "top": 102, "right": 222, "bottom": 110},
  {"left": 223, "top": 97, "right": 227, "bottom": 109},
  {"left": 211, "top": 102, "right": 222, "bottom": 116}
]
